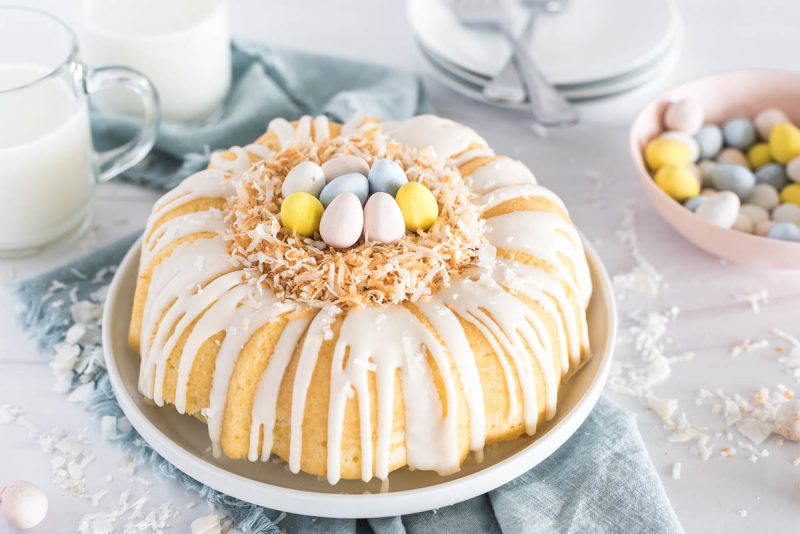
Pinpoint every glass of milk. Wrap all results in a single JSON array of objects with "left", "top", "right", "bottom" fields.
[
  {"left": 80, "top": 0, "right": 231, "bottom": 123},
  {"left": 0, "top": 7, "right": 159, "bottom": 257}
]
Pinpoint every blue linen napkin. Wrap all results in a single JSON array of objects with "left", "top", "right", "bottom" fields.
[{"left": 7, "top": 41, "right": 682, "bottom": 533}]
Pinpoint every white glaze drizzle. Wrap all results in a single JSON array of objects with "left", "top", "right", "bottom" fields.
[
  {"left": 381, "top": 115, "right": 487, "bottom": 158},
  {"left": 448, "top": 146, "right": 495, "bottom": 168},
  {"left": 465, "top": 157, "right": 537, "bottom": 195},
  {"left": 473, "top": 184, "right": 567, "bottom": 216},
  {"left": 142, "top": 210, "right": 224, "bottom": 266}
]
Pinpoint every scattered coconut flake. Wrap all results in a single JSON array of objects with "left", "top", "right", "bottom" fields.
[
  {"left": 730, "top": 338, "right": 769, "bottom": 358},
  {"left": 191, "top": 514, "right": 221, "bottom": 534},
  {"left": 672, "top": 462, "right": 682, "bottom": 480},
  {"left": 733, "top": 290, "right": 769, "bottom": 313},
  {"left": 738, "top": 509, "right": 748, "bottom": 518},
  {"left": 68, "top": 382, "right": 96, "bottom": 403},
  {"left": 612, "top": 202, "right": 663, "bottom": 298},
  {"left": 101, "top": 416, "right": 117, "bottom": 440}
]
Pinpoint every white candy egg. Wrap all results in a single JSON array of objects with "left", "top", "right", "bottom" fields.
[
  {"left": 319, "top": 192, "right": 364, "bottom": 249},
  {"left": 787, "top": 155, "right": 800, "bottom": 183},
  {"left": 695, "top": 191, "right": 740, "bottom": 228},
  {"left": 0, "top": 480, "right": 48, "bottom": 530},
  {"left": 363, "top": 192, "right": 405, "bottom": 244},
  {"left": 754, "top": 107, "right": 789, "bottom": 139},
  {"left": 321, "top": 155, "right": 369, "bottom": 183},
  {"left": 747, "top": 183, "right": 780, "bottom": 211},
  {"left": 739, "top": 204, "right": 770, "bottom": 225},
  {"left": 775, "top": 399, "right": 800, "bottom": 441},
  {"left": 282, "top": 161, "right": 325, "bottom": 198},
  {"left": 773, "top": 203, "right": 800, "bottom": 225},
  {"left": 663, "top": 98, "right": 704, "bottom": 135}
]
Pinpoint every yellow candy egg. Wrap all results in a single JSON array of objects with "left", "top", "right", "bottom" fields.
[
  {"left": 280, "top": 192, "right": 324, "bottom": 237},
  {"left": 654, "top": 164, "right": 701, "bottom": 201},
  {"left": 644, "top": 137, "right": 693, "bottom": 171},
  {"left": 747, "top": 142, "right": 772, "bottom": 169},
  {"left": 768, "top": 122, "right": 800, "bottom": 164},
  {"left": 396, "top": 182, "right": 439, "bottom": 232},
  {"left": 781, "top": 183, "right": 800, "bottom": 206}
]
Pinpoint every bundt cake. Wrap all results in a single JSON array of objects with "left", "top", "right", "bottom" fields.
[{"left": 129, "top": 114, "right": 592, "bottom": 484}]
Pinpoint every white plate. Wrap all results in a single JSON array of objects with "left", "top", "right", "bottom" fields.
[
  {"left": 408, "top": 0, "right": 681, "bottom": 86},
  {"left": 103, "top": 237, "right": 617, "bottom": 518}
]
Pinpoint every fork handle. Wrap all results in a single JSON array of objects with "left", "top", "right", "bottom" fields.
[
  {"left": 483, "top": 9, "right": 539, "bottom": 103},
  {"left": 497, "top": 26, "right": 578, "bottom": 127}
]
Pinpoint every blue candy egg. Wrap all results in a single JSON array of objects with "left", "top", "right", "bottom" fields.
[
  {"left": 722, "top": 118, "right": 756, "bottom": 150},
  {"left": 319, "top": 173, "right": 369, "bottom": 207},
  {"left": 709, "top": 164, "right": 756, "bottom": 199},
  {"left": 754, "top": 163, "right": 789, "bottom": 189},
  {"left": 694, "top": 125, "right": 723, "bottom": 159},
  {"left": 684, "top": 196, "right": 706, "bottom": 212},
  {"left": 767, "top": 221, "right": 800, "bottom": 242},
  {"left": 368, "top": 159, "right": 408, "bottom": 196}
]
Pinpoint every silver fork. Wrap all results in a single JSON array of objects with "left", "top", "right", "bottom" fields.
[
  {"left": 483, "top": 0, "right": 566, "bottom": 104},
  {"left": 450, "top": 0, "right": 578, "bottom": 127}
]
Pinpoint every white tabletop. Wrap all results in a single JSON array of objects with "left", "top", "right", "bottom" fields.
[{"left": 1, "top": 0, "right": 799, "bottom": 532}]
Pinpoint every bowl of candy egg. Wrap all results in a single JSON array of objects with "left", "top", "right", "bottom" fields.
[{"left": 629, "top": 69, "right": 800, "bottom": 269}]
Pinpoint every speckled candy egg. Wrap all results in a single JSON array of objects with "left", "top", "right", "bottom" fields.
[
  {"left": 767, "top": 221, "right": 800, "bottom": 242},
  {"left": 754, "top": 220, "right": 774, "bottom": 236},
  {"left": 280, "top": 192, "right": 324, "bottom": 237},
  {"left": 747, "top": 183, "right": 780, "bottom": 210},
  {"left": 739, "top": 204, "right": 769, "bottom": 225},
  {"left": 282, "top": 161, "right": 325, "bottom": 199},
  {"left": 654, "top": 165, "right": 700, "bottom": 201},
  {"left": 319, "top": 192, "right": 364, "bottom": 249},
  {"left": 644, "top": 136, "right": 693, "bottom": 171},
  {"left": 754, "top": 163, "right": 789, "bottom": 189},
  {"left": 321, "top": 155, "right": 369, "bottom": 183},
  {"left": 663, "top": 98, "right": 703, "bottom": 134},
  {"left": 695, "top": 191, "right": 740, "bottom": 228},
  {"left": 709, "top": 164, "right": 755, "bottom": 199},
  {"left": 319, "top": 172, "right": 369, "bottom": 207},
  {"left": 0, "top": 481, "right": 48, "bottom": 530},
  {"left": 775, "top": 400, "right": 800, "bottom": 441},
  {"left": 754, "top": 108, "right": 789, "bottom": 139},
  {"left": 716, "top": 147, "right": 749, "bottom": 168},
  {"left": 732, "top": 212, "right": 754, "bottom": 233},
  {"left": 773, "top": 203, "right": 800, "bottom": 225},
  {"left": 780, "top": 183, "right": 800, "bottom": 206},
  {"left": 694, "top": 125, "right": 723, "bottom": 160},
  {"left": 769, "top": 122, "right": 800, "bottom": 164},
  {"left": 363, "top": 192, "right": 405, "bottom": 244},
  {"left": 697, "top": 160, "right": 716, "bottom": 186},
  {"left": 367, "top": 159, "right": 408, "bottom": 196},
  {"left": 722, "top": 118, "right": 756, "bottom": 150}
]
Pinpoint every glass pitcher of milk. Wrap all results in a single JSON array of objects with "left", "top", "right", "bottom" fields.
[{"left": 0, "top": 7, "right": 159, "bottom": 257}]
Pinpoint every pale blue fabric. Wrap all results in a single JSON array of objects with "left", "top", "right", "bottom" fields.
[{"left": 7, "top": 42, "right": 682, "bottom": 534}]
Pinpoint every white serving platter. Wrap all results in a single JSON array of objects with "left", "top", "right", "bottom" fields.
[{"left": 102, "top": 236, "right": 617, "bottom": 518}]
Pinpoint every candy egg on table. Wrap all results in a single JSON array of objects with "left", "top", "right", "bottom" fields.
[
  {"left": 767, "top": 221, "right": 800, "bottom": 242},
  {"left": 396, "top": 182, "right": 439, "bottom": 232},
  {"left": 772, "top": 203, "right": 800, "bottom": 224},
  {"left": 754, "top": 107, "right": 789, "bottom": 139},
  {"left": 754, "top": 163, "right": 789, "bottom": 189},
  {"left": 716, "top": 147, "right": 749, "bottom": 168},
  {"left": 747, "top": 183, "right": 780, "bottom": 210},
  {"left": 746, "top": 142, "right": 772, "bottom": 169},
  {"left": 367, "top": 158, "right": 408, "bottom": 196},
  {"left": 768, "top": 122, "right": 800, "bottom": 163},
  {"left": 321, "top": 155, "right": 369, "bottom": 183},
  {"left": 695, "top": 191, "right": 740, "bottom": 228},
  {"left": 363, "top": 192, "right": 405, "bottom": 244},
  {"left": 319, "top": 172, "right": 369, "bottom": 207},
  {"left": 780, "top": 183, "right": 800, "bottom": 206},
  {"left": 280, "top": 192, "right": 324, "bottom": 237},
  {"left": 282, "top": 161, "right": 325, "bottom": 198},
  {"left": 684, "top": 195, "right": 706, "bottom": 212},
  {"left": 722, "top": 117, "right": 756, "bottom": 150},
  {"left": 319, "top": 192, "right": 364, "bottom": 249},
  {"left": 661, "top": 131, "right": 700, "bottom": 162},
  {"left": 695, "top": 125, "right": 723, "bottom": 159},
  {"left": 775, "top": 399, "right": 800, "bottom": 441},
  {"left": 654, "top": 164, "right": 701, "bottom": 201},
  {"left": 663, "top": 98, "right": 703, "bottom": 134},
  {"left": 644, "top": 136, "right": 693, "bottom": 171},
  {"left": 0, "top": 480, "right": 48, "bottom": 530},
  {"left": 786, "top": 156, "right": 800, "bottom": 183},
  {"left": 709, "top": 164, "right": 755, "bottom": 199},
  {"left": 754, "top": 220, "right": 775, "bottom": 236},
  {"left": 739, "top": 203, "right": 769, "bottom": 225}
]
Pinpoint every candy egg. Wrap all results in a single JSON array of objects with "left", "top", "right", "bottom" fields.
[
  {"left": 754, "top": 163, "right": 789, "bottom": 189},
  {"left": 747, "top": 183, "right": 780, "bottom": 210},
  {"left": 319, "top": 172, "right": 369, "bottom": 207},
  {"left": 280, "top": 192, "right": 324, "bottom": 237},
  {"left": 0, "top": 480, "right": 48, "bottom": 530},
  {"left": 697, "top": 160, "right": 716, "bottom": 185},
  {"left": 754, "top": 220, "right": 774, "bottom": 236},
  {"left": 363, "top": 192, "right": 405, "bottom": 244},
  {"left": 773, "top": 203, "right": 800, "bottom": 224},
  {"left": 661, "top": 131, "right": 700, "bottom": 162},
  {"left": 709, "top": 164, "right": 755, "bottom": 199},
  {"left": 319, "top": 193, "right": 364, "bottom": 249},
  {"left": 716, "top": 147, "right": 749, "bottom": 168},
  {"left": 282, "top": 161, "right": 325, "bottom": 199},
  {"left": 396, "top": 182, "right": 439, "bottom": 232},
  {"left": 722, "top": 118, "right": 756, "bottom": 150},
  {"left": 644, "top": 137, "right": 693, "bottom": 171},
  {"left": 786, "top": 156, "right": 800, "bottom": 183},
  {"left": 367, "top": 159, "right": 408, "bottom": 196},
  {"left": 754, "top": 108, "right": 789, "bottom": 139},
  {"left": 654, "top": 165, "right": 701, "bottom": 201},
  {"left": 767, "top": 221, "right": 800, "bottom": 242},
  {"left": 775, "top": 400, "right": 800, "bottom": 441},
  {"left": 663, "top": 98, "right": 703, "bottom": 134},
  {"left": 321, "top": 155, "right": 369, "bottom": 183},
  {"left": 695, "top": 191, "right": 740, "bottom": 228},
  {"left": 695, "top": 125, "right": 723, "bottom": 159},
  {"left": 701, "top": 188, "right": 718, "bottom": 196},
  {"left": 780, "top": 183, "right": 800, "bottom": 206},
  {"left": 732, "top": 212, "right": 754, "bottom": 233},
  {"left": 739, "top": 203, "right": 769, "bottom": 225},
  {"left": 747, "top": 143, "right": 772, "bottom": 169},
  {"left": 768, "top": 122, "right": 800, "bottom": 164},
  {"left": 684, "top": 196, "right": 706, "bottom": 212}
]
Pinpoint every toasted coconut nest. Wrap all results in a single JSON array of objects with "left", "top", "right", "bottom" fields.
[{"left": 223, "top": 130, "right": 485, "bottom": 308}]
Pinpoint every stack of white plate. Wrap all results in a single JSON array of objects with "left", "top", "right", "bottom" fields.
[{"left": 408, "top": 0, "right": 683, "bottom": 105}]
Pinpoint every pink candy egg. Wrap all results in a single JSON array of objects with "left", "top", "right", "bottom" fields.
[
  {"left": 0, "top": 480, "right": 48, "bottom": 530},
  {"left": 319, "top": 193, "right": 363, "bottom": 249},
  {"left": 363, "top": 192, "right": 405, "bottom": 244}
]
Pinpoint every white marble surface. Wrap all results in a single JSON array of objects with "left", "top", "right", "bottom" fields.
[{"left": 1, "top": 0, "right": 800, "bottom": 532}]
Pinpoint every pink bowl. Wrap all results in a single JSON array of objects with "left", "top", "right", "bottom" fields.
[{"left": 629, "top": 69, "right": 800, "bottom": 269}]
